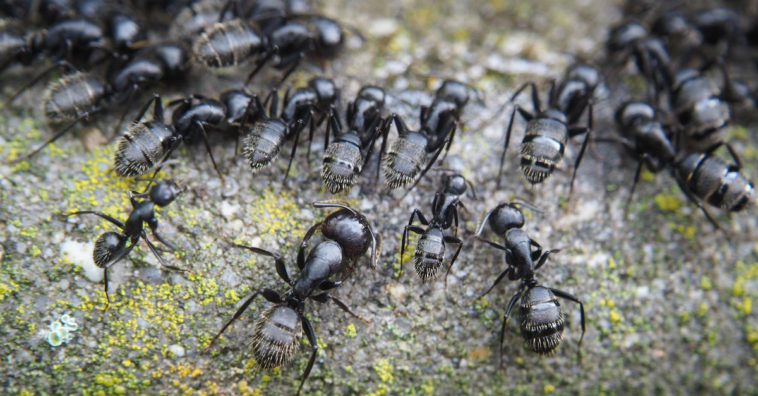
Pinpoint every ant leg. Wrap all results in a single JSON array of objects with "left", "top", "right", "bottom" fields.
[
  {"left": 479, "top": 266, "right": 513, "bottom": 299},
  {"left": 297, "top": 221, "right": 322, "bottom": 270},
  {"left": 568, "top": 103, "right": 593, "bottom": 201},
  {"left": 246, "top": 47, "right": 277, "bottom": 85},
  {"left": 140, "top": 233, "right": 185, "bottom": 273},
  {"left": 550, "top": 288, "right": 585, "bottom": 347},
  {"left": 66, "top": 211, "right": 124, "bottom": 229},
  {"left": 624, "top": 159, "right": 645, "bottom": 219},
  {"left": 476, "top": 237, "right": 508, "bottom": 252},
  {"left": 297, "top": 315, "right": 319, "bottom": 396},
  {"left": 399, "top": 225, "right": 424, "bottom": 278},
  {"left": 510, "top": 82, "right": 541, "bottom": 112},
  {"left": 278, "top": 52, "right": 305, "bottom": 85},
  {"left": 193, "top": 120, "right": 224, "bottom": 182},
  {"left": 373, "top": 117, "right": 392, "bottom": 184},
  {"left": 499, "top": 290, "right": 523, "bottom": 368},
  {"left": 147, "top": 217, "right": 177, "bottom": 251},
  {"left": 497, "top": 107, "right": 517, "bottom": 189},
  {"left": 101, "top": 240, "right": 138, "bottom": 303},
  {"left": 203, "top": 288, "right": 282, "bottom": 352},
  {"left": 225, "top": 237, "right": 291, "bottom": 284},
  {"left": 283, "top": 119, "right": 307, "bottom": 184},
  {"left": 305, "top": 108, "right": 317, "bottom": 162},
  {"left": 722, "top": 142, "right": 743, "bottom": 170},
  {"left": 442, "top": 236, "right": 463, "bottom": 292},
  {"left": 312, "top": 293, "right": 369, "bottom": 323},
  {"left": 4, "top": 59, "right": 77, "bottom": 106},
  {"left": 392, "top": 113, "right": 410, "bottom": 134},
  {"left": 534, "top": 249, "right": 560, "bottom": 270},
  {"left": 8, "top": 110, "right": 97, "bottom": 163}
]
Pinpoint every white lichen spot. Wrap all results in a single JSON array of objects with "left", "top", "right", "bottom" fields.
[
  {"left": 61, "top": 239, "right": 103, "bottom": 282},
  {"left": 45, "top": 313, "right": 78, "bottom": 347}
]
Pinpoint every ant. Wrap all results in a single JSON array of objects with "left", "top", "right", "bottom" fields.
[
  {"left": 321, "top": 85, "right": 390, "bottom": 193},
  {"left": 113, "top": 93, "right": 226, "bottom": 180},
  {"left": 399, "top": 171, "right": 474, "bottom": 284},
  {"left": 477, "top": 232, "right": 585, "bottom": 357},
  {"left": 383, "top": 80, "right": 472, "bottom": 191},
  {"left": 204, "top": 238, "right": 367, "bottom": 396},
  {"left": 497, "top": 63, "right": 598, "bottom": 197},
  {"left": 4, "top": 42, "right": 189, "bottom": 164},
  {"left": 65, "top": 179, "right": 187, "bottom": 302}
]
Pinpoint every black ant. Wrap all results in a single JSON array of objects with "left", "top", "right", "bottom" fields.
[
  {"left": 4, "top": 42, "right": 190, "bottom": 163},
  {"left": 673, "top": 143, "right": 755, "bottom": 233},
  {"left": 606, "top": 21, "right": 673, "bottom": 98},
  {"left": 299, "top": 201, "right": 380, "bottom": 272},
  {"left": 477, "top": 232, "right": 585, "bottom": 357},
  {"left": 497, "top": 64, "right": 598, "bottom": 197},
  {"left": 204, "top": 238, "right": 367, "bottom": 396},
  {"left": 321, "top": 85, "right": 390, "bottom": 193},
  {"left": 383, "top": 80, "right": 472, "bottom": 191},
  {"left": 65, "top": 179, "right": 187, "bottom": 302},
  {"left": 400, "top": 171, "right": 473, "bottom": 284}
]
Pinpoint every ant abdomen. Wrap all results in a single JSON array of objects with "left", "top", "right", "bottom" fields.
[
  {"left": 252, "top": 305, "right": 303, "bottom": 369},
  {"left": 242, "top": 118, "right": 288, "bottom": 171},
  {"left": 93, "top": 232, "right": 126, "bottom": 268},
  {"left": 193, "top": 20, "right": 263, "bottom": 69},
  {"left": 44, "top": 72, "right": 106, "bottom": 122},
  {"left": 414, "top": 228, "right": 445, "bottom": 281},
  {"left": 114, "top": 121, "right": 175, "bottom": 177},
  {"left": 519, "top": 286, "right": 565, "bottom": 355}
]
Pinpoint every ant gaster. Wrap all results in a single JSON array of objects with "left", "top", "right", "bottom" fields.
[{"left": 299, "top": 201, "right": 380, "bottom": 271}]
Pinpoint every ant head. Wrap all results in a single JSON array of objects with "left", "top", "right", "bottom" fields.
[
  {"left": 489, "top": 203, "right": 525, "bottom": 234},
  {"left": 311, "top": 16, "right": 344, "bottom": 57},
  {"left": 437, "top": 80, "right": 469, "bottom": 108},
  {"left": 608, "top": 22, "right": 647, "bottom": 53},
  {"left": 615, "top": 101, "right": 655, "bottom": 127},
  {"left": 309, "top": 77, "right": 340, "bottom": 107},
  {"left": 150, "top": 180, "right": 185, "bottom": 206},
  {"left": 442, "top": 173, "right": 467, "bottom": 195},
  {"left": 357, "top": 85, "right": 386, "bottom": 106},
  {"left": 565, "top": 64, "right": 601, "bottom": 92}
]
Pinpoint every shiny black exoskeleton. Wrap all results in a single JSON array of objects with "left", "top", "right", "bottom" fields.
[
  {"left": 205, "top": 239, "right": 366, "bottom": 396},
  {"left": 478, "top": 233, "right": 585, "bottom": 357},
  {"left": 613, "top": 101, "right": 677, "bottom": 212},
  {"left": 383, "top": 80, "right": 473, "bottom": 191},
  {"left": 321, "top": 85, "right": 389, "bottom": 193},
  {"left": 192, "top": 18, "right": 264, "bottom": 69},
  {"left": 475, "top": 200, "right": 541, "bottom": 240},
  {"left": 607, "top": 21, "right": 672, "bottom": 96},
  {"left": 400, "top": 171, "right": 473, "bottom": 283},
  {"left": 281, "top": 77, "right": 340, "bottom": 157},
  {"left": 668, "top": 67, "right": 731, "bottom": 151},
  {"left": 0, "top": 17, "right": 106, "bottom": 72},
  {"left": 673, "top": 144, "right": 755, "bottom": 232},
  {"left": 299, "top": 201, "right": 380, "bottom": 271},
  {"left": 245, "top": 16, "right": 345, "bottom": 84},
  {"left": 65, "top": 180, "right": 186, "bottom": 302},
  {"left": 241, "top": 89, "right": 307, "bottom": 180},
  {"left": 498, "top": 64, "right": 597, "bottom": 196},
  {"left": 108, "top": 42, "right": 189, "bottom": 104},
  {"left": 114, "top": 93, "right": 223, "bottom": 179}
]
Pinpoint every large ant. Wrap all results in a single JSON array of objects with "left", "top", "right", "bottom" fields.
[
  {"left": 477, "top": 232, "right": 585, "bottom": 357},
  {"left": 65, "top": 180, "right": 187, "bottom": 302},
  {"left": 497, "top": 64, "right": 598, "bottom": 197},
  {"left": 204, "top": 238, "right": 367, "bottom": 395}
]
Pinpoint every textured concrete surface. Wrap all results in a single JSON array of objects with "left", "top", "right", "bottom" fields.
[{"left": 1, "top": 0, "right": 758, "bottom": 395}]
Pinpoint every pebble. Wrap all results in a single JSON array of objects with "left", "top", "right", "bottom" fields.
[{"left": 168, "top": 344, "right": 185, "bottom": 358}]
